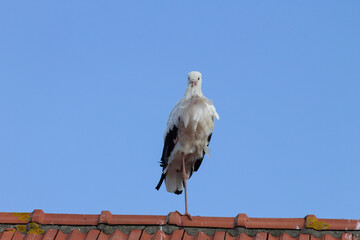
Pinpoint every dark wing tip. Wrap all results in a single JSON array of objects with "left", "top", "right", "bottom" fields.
[
  {"left": 174, "top": 190, "right": 183, "bottom": 195},
  {"left": 155, "top": 174, "right": 165, "bottom": 190},
  {"left": 194, "top": 158, "right": 203, "bottom": 172}
]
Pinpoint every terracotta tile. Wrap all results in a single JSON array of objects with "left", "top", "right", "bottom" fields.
[
  {"left": 12, "top": 231, "right": 26, "bottom": 240},
  {"left": 168, "top": 212, "right": 234, "bottom": 228},
  {"left": 254, "top": 233, "right": 267, "bottom": 240},
  {"left": 32, "top": 210, "right": 46, "bottom": 224},
  {"left": 127, "top": 230, "right": 143, "bottom": 240},
  {"left": 183, "top": 231, "right": 212, "bottom": 240},
  {"left": 116, "top": 216, "right": 165, "bottom": 226},
  {"left": 54, "top": 230, "right": 88, "bottom": 240},
  {"left": 318, "top": 218, "right": 360, "bottom": 231},
  {"left": 169, "top": 230, "right": 184, "bottom": 240},
  {"left": 213, "top": 232, "right": 225, "bottom": 240},
  {"left": 304, "top": 216, "right": 360, "bottom": 231},
  {"left": 42, "top": 230, "right": 59, "bottom": 240},
  {"left": 67, "top": 230, "right": 86, "bottom": 240},
  {"left": 32, "top": 211, "right": 99, "bottom": 226},
  {"left": 0, "top": 230, "right": 16, "bottom": 240},
  {"left": 224, "top": 233, "right": 234, "bottom": 240},
  {"left": 237, "top": 217, "right": 304, "bottom": 230},
  {"left": 25, "top": 233, "right": 43, "bottom": 240},
  {"left": 224, "top": 232, "right": 252, "bottom": 240},
  {"left": 139, "top": 232, "right": 151, "bottom": 240},
  {"left": 109, "top": 230, "right": 129, "bottom": 240},
  {"left": 235, "top": 214, "right": 249, "bottom": 228},
  {"left": 298, "top": 234, "right": 310, "bottom": 240},
  {"left": 238, "top": 233, "right": 255, "bottom": 240},
  {"left": 340, "top": 233, "right": 353, "bottom": 240},
  {"left": 268, "top": 234, "right": 279, "bottom": 240},
  {"left": 98, "top": 231, "right": 130, "bottom": 240},
  {"left": 152, "top": 230, "right": 170, "bottom": 240},
  {"left": 280, "top": 233, "right": 297, "bottom": 240},
  {"left": 99, "top": 212, "right": 112, "bottom": 224},
  {"left": 182, "top": 232, "right": 194, "bottom": 240},
  {"left": 195, "top": 232, "right": 213, "bottom": 240},
  {"left": 140, "top": 230, "right": 169, "bottom": 240},
  {"left": 322, "top": 234, "right": 337, "bottom": 240},
  {"left": 85, "top": 230, "right": 100, "bottom": 240},
  {"left": 97, "top": 232, "right": 111, "bottom": 240},
  {"left": 236, "top": 214, "right": 304, "bottom": 230},
  {"left": 310, "top": 235, "right": 320, "bottom": 240},
  {"left": 225, "top": 232, "right": 249, "bottom": 240},
  {"left": 54, "top": 231, "right": 67, "bottom": 240},
  {"left": 0, "top": 212, "right": 31, "bottom": 224},
  {"left": 99, "top": 211, "right": 167, "bottom": 226}
]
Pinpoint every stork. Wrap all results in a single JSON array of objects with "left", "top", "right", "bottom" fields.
[{"left": 155, "top": 71, "right": 219, "bottom": 219}]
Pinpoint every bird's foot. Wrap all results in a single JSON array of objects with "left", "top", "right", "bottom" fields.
[
  {"left": 175, "top": 210, "right": 193, "bottom": 221},
  {"left": 184, "top": 212, "right": 193, "bottom": 221}
]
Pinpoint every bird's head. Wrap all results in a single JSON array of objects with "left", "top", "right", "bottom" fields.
[{"left": 187, "top": 71, "right": 202, "bottom": 88}]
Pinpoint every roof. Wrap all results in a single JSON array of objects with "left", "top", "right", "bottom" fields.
[{"left": 0, "top": 210, "right": 359, "bottom": 240}]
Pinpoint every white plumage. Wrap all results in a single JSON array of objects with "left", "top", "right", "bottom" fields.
[{"left": 155, "top": 71, "right": 219, "bottom": 218}]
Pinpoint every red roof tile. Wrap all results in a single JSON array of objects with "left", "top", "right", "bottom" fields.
[
  {"left": 0, "top": 213, "right": 31, "bottom": 224},
  {"left": 168, "top": 212, "right": 234, "bottom": 228},
  {"left": 235, "top": 214, "right": 304, "bottom": 229},
  {"left": 99, "top": 211, "right": 167, "bottom": 226},
  {"left": 0, "top": 229, "right": 16, "bottom": 240},
  {"left": 0, "top": 210, "right": 359, "bottom": 240},
  {"left": 32, "top": 210, "right": 99, "bottom": 226}
]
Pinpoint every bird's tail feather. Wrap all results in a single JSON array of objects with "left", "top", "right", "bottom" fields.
[{"left": 165, "top": 168, "right": 184, "bottom": 194}]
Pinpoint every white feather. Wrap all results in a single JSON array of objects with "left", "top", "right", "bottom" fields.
[{"left": 165, "top": 167, "right": 184, "bottom": 193}]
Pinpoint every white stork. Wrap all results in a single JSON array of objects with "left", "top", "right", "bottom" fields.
[{"left": 155, "top": 71, "right": 219, "bottom": 219}]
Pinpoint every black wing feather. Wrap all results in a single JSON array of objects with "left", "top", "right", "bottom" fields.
[
  {"left": 191, "top": 133, "right": 213, "bottom": 176},
  {"left": 155, "top": 125, "right": 178, "bottom": 190}
]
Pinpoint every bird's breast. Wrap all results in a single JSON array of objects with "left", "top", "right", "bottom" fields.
[{"left": 177, "top": 104, "right": 214, "bottom": 155}]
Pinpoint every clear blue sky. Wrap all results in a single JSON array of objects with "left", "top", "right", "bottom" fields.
[{"left": 1, "top": 1, "right": 359, "bottom": 219}]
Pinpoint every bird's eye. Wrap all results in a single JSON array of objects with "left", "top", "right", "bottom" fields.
[{"left": 198, "top": 77, "right": 200, "bottom": 80}]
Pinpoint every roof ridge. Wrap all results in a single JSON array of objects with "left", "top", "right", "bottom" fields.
[{"left": 0, "top": 210, "right": 359, "bottom": 231}]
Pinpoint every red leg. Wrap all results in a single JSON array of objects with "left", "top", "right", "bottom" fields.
[{"left": 181, "top": 152, "right": 192, "bottom": 220}]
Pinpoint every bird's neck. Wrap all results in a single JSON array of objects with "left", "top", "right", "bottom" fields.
[{"left": 184, "top": 85, "right": 203, "bottom": 98}]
